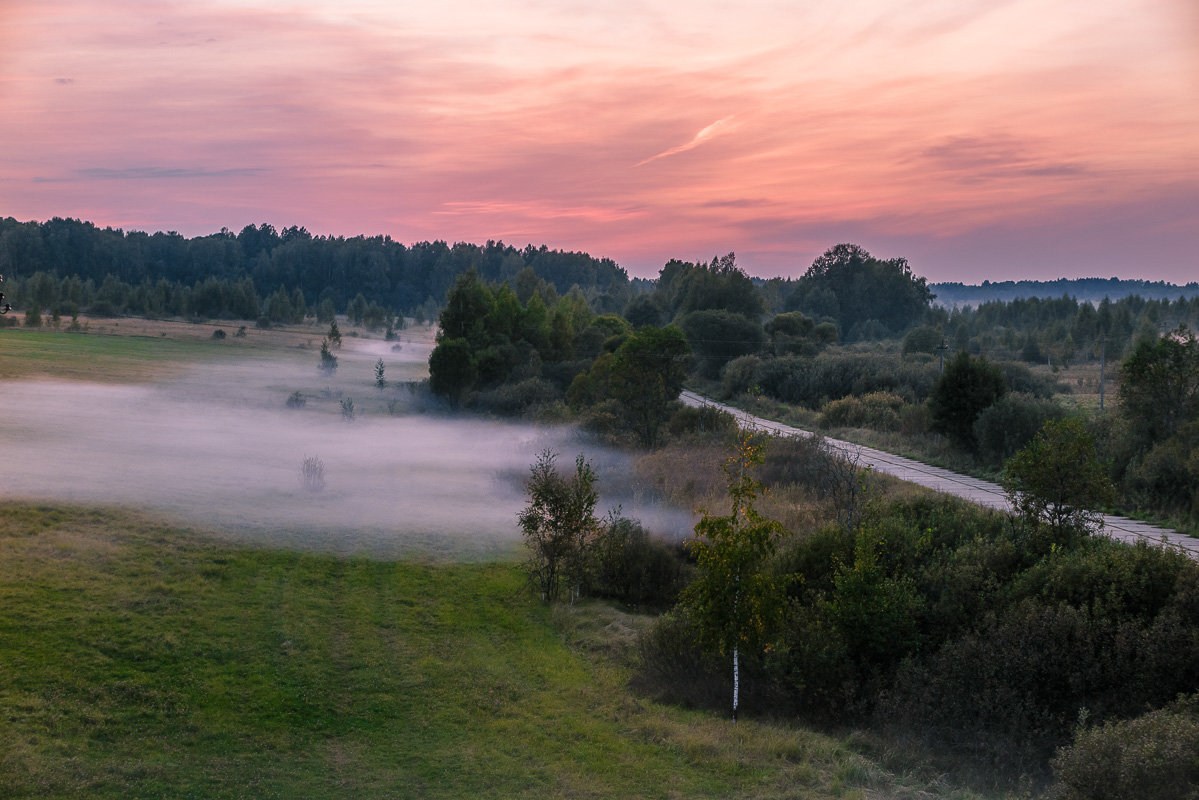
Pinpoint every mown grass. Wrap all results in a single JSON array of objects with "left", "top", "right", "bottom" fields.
[
  {"left": 0, "top": 502, "right": 982, "bottom": 800},
  {"left": 0, "top": 328, "right": 228, "bottom": 382}
]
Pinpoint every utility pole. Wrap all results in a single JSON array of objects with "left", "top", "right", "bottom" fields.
[
  {"left": 1098, "top": 336, "right": 1106, "bottom": 412},
  {"left": 937, "top": 337, "right": 948, "bottom": 375}
]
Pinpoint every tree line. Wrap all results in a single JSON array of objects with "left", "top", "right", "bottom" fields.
[{"left": 0, "top": 216, "right": 631, "bottom": 322}]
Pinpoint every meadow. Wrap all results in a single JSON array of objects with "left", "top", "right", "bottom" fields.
[{"left": 0, "top": 321, "right": 989, "bottom": 800}]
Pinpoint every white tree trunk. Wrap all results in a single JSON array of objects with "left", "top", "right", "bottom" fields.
[{"left": 732, "top": 644, "right": 739, "bottom": 722}]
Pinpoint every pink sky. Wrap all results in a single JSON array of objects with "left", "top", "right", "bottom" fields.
[{"left": 2, "top": 0, "right": 1197, "bottom": 282}]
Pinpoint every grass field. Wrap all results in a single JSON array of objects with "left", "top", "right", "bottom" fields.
[
  {"left": 0, "top": 318, "right": 997, "bottom": 798},
  {"left": 0, "top": 502, "right": 984, "bottom": 800}
]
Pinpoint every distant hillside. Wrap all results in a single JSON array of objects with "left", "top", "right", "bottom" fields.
[{"left": 932, "top": 277, "right": 1199, "bottom": 308}]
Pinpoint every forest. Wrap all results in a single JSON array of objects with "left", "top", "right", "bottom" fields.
[{"left": 0, "top": 216, "right": 631, "bottom": 323}]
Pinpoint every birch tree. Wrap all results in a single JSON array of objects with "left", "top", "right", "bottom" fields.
[{"left": 682, "top": 432, "right": 789, "bottom": 721}]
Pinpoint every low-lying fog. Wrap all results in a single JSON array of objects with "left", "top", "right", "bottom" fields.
[{"left": 0, "top": 336, "right": 695, "bottom": 559}]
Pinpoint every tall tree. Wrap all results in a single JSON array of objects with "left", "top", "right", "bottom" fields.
[
  {"left": 1118, "top": 324, "right": 1199, "bottom": 444},
  {"left": 786, "top": 243, "right": 933, "bottom": 339},
  {"left": 609, "top": 325, "right": 691, "bottom": 447}
]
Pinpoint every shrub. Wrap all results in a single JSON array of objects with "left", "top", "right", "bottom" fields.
[
  {"left": 300, "top": 455, "right": 326, "bottom": 492},
  {"left": 679, "top": 309, "right": 767, "bottom": 379},
  {"left": 757, "top": 434, "right": 834, "bottom": 490},
  {"left": 472, "top": 377, "right": 561, "bottom": 417},
  {"left": 212, "top": 328, "right": 226, "bottom": 339},
  {"left": 318, "top": 339, "right": 338, "bottom": 373},
  {"left": 884, "top": 600, "right": 1107, "bottom": 758},
  {"left": 665, "top": 404, "right": 739, "bottom": 441},
  {"left": 1124, "top": 433, "right": 1199, "bottom": 517},
  {"left": 718, "top": 354, "right": 763, "bottom": 399},
  {"left": 998, "top": 360, "right": 1062, "bottom": 397},
  {"left": 818, "top": 391, "right": 904, "bottom": 431},
  {"left": 1002, "top": 417, "right": 1114, "bottom": 536},
  {"left": 1052, "top": 702, "right": 1199, "bottom": 800},
  {"left": 973, "top": 392, "right": 1064, "bottom": 465},
  {"left": 591, "top": 516, "right": 689, "bottom": 610},
  {"left": 898, "top": 401, "right": 929, "bottom": 435},
  {"left": 749, "top": 352, "right": 938, "bottom": 409},
  {"left": 634, "top": 610, "right": 729, "bottom": 709},
  {"left": 285, "top": 391, "right": 306, "bottom": 409},
  {"left": 519, "top": 451, "right": 598, "bottom": 604},
  {"left": 902, "top": 325, "right": 943, "bottom": 356}
]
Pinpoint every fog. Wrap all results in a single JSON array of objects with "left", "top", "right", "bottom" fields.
[{"left": 0, "top": 337, "right": 695, "bottom": 559}]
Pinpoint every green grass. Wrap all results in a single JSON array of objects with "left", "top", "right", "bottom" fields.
[
  {"left": 0, "top": 328, "right": 223, "bottom": 382},
  {"left": 0, "top": 502, "right": 989, "bottom": 800}
]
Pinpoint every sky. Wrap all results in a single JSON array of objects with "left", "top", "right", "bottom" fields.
[{"left": 2, "top": 0, "right": 1197, "bottom": 282}]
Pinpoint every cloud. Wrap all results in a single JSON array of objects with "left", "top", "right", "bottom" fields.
[
  {"left": 35, "top": 166, "right": 268, "bottom": 183},
  {"left": 634, "top": 115, "right": 739, "bottom": 167},
  {"left": 917, "top": 135, "right": 1088, "bottom": 182}
]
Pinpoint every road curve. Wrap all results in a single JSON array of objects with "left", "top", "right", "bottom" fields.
[{"left": 681, "top": 391, "right": 1199, "bottom": 558}]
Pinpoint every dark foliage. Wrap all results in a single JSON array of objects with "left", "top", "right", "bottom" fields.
[
  {"left": 723, "top": 352, "right": 938, "bottom": 408},
  {"left": 678, "top": 309, "right": 767, "bottom": 379},
  {"left": 590, "top": 517, "right": 690, "bottom": 610},
  {"left": 785, "top": 243, "right": 933, "bottom": 340},
  {"left": 972, "top": 393, "right": 1064, "bottom": 465},
  {"left": 0, "top": 217, "right": 629, "bottom": 320},
  {"left": 928, "top": 351, "right": 1007, "bottom": 450}
]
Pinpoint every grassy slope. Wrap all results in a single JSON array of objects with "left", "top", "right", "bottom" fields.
[{"left": 0, "top": 503, "right": 963, "bottom": 800}]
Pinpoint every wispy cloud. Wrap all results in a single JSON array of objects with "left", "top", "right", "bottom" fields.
[
  {"left": 634, "top": 115, "right": 739, "bottom": 167},
  {"left": 35, "top": 166, "right": 267, "bottom": 183}
]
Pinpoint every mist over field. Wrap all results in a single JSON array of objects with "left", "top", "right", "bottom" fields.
[{"left": 0, "top": 339, "right": 694, "bottom": 558}]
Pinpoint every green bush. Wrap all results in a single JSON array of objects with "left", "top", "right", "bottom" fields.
[
  {"left": 818, "top": 391, "right": 904, "bottom": 431},
  {"left": 591, "top": 517, "right": 690, "bottom": 610},
  {"left": 471, "top": 377, "right": 561, "bottom": 416},
  {"left": 1010, "top": 537, "right": 1195, "bottom": 622},
  {"left": 679, "top": 309, "right": 766, "bottom": 379},
  {"left": 898, "top": 401, "right": 930, "bottom": 435},
  {"left": 665, "top": 404, "right": 739, "bottom": 441},
  {"left": 928, "top": 351, "right": 1007, "bottom": 451},
  {"left": 1052, "top": 702, "right": 1199, "bottom": 800},
  {"left": 999, "top": 360, "right": 1062, "bottom": 397},
  {"left": 718, "top": 354, "right": 763, "bottom": 399},
  {"left": 635, "top": 610, "right": 729, "bottom": 709},
  {"left": 973, "top": 392, "right": 1064, "bottom": 465},
  {"left": 1125, "top": 433, "right": 1199, "bottom": 517},
  {"left": 749, "top": 352, "right": 938, "bottom": 409},
  {"left": 902, "top": 325, "right": 943, "bottom": 356},
  {"left": 757, "top": 434, "right": 835, "bottom": 490}
]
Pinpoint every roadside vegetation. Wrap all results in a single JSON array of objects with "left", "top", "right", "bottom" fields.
[{"left": 521, "top": 423, "right": 1198, "bottom": 796}]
